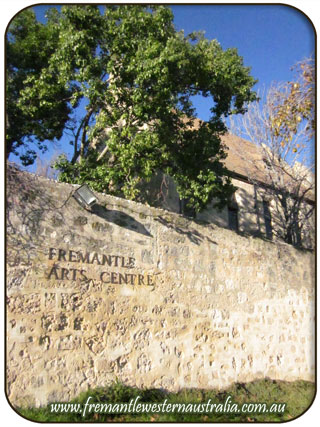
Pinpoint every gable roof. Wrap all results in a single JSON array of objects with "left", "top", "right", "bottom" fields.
[
  {"left": 185, "top": 116, "right": 314, "bottom": 203},
  {"left": 221, "top": 133, "right": 314, "bottom": 203},
  {"left": 220, "top": 132, "right": 265, "bottom": 180},
  {"left": 183, "top": 117, "right": 266, "bottom": 181}
]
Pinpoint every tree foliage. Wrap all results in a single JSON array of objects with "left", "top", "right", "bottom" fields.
[
  {"left": 229, "top": 58, "right": 315, "bottom": 246},
  {"left": 271, "top": 58, "right": 315, "bottom": 145},
  {"left": 6, "top": 8, "right": 72, "bottom": 165},
  {"left": 7, "top": 5, "right": 257, "bottom": 211}
]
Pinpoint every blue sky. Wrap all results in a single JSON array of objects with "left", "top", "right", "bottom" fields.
[
  {"left": 7, "top": 3, "right": 315, "bottom": 170},
  {"left": 171, "top": 4, "right": 315, "bottom": 120},
  {"left": 172, "top": 5, "right": 314, "bottom": 86}
]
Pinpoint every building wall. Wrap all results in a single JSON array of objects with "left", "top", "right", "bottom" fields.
[
  {"left": 196, "top": 178, "right": 259, "bottom": 234},
  {"left": 141, "top": 173, "right": 314, "bottom": 248},
  {"left": 6, "top": 167, "right": 315, "bottom": 407}
]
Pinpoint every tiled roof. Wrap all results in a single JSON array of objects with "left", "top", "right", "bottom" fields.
[
  {"left": 220, "top": 132, "right": 265, "bottom": 180},
  {"left": 185, "top": 117, "right": 314, "bottom": 202},
  {"left": 182, "top": 116, "right": 266, "bottom": 181}
]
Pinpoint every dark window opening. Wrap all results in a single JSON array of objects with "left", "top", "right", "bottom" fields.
[
  {"left": 228, "top": 206, "right": 239, "bottom": 232},
  {"left": 179, "top": 198, "right": 196, "bottom": 218},
  {"left": 263, "top": 200, "right": 272, "bottom": 240}
]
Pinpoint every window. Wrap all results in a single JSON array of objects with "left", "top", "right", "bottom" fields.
[
  {"left": 228, "top": 206, "right": 239, "bottom": 232},
  {"left": 179, "top": 198, "right": 196, "bottom": 218},
  {"left": 263, "top": 200, "right": 272, "bottom": 239}
]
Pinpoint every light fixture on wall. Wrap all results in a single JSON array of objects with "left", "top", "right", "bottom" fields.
[{"left": 73, "top": 184, "right": 97, "bottom": 209}]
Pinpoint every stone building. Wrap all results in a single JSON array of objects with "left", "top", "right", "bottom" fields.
[
  {"left": 92, "top": 111, "right": 314, "bottom": 249},
  {"left": 135, "top": 130, "right": 315, "bottom": 249}
]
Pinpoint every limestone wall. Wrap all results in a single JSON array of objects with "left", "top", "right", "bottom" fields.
[{"left": 6, "top": 166, "right": 315, "bottom": 408}]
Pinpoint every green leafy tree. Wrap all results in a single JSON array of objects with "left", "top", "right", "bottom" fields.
[
  {"left": 6, "top": 8, "right": 72, "bottom": 165},
  {"left": 9, "top": 5, "right": 257, "bottom": 211}
]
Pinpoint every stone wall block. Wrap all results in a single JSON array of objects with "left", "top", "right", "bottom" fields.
[{"left": 6, "top": 169, "right": 315, "bottom": 406}]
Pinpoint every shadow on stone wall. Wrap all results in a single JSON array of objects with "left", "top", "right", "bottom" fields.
[
  {"left": 91, "top": 204, "right": 152, "bottom": 237},
  {"left": 234, "top": 185, "right": 314, "bottom": 250},
  {"left": 6, "top": 165, "right": 67, "bottom": 268},
  {"left": 155, "top": 215, "right": 217, "bottom": 246},
  {"left": 6, "top": 165, "right": 154, "bottom": 256}
]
